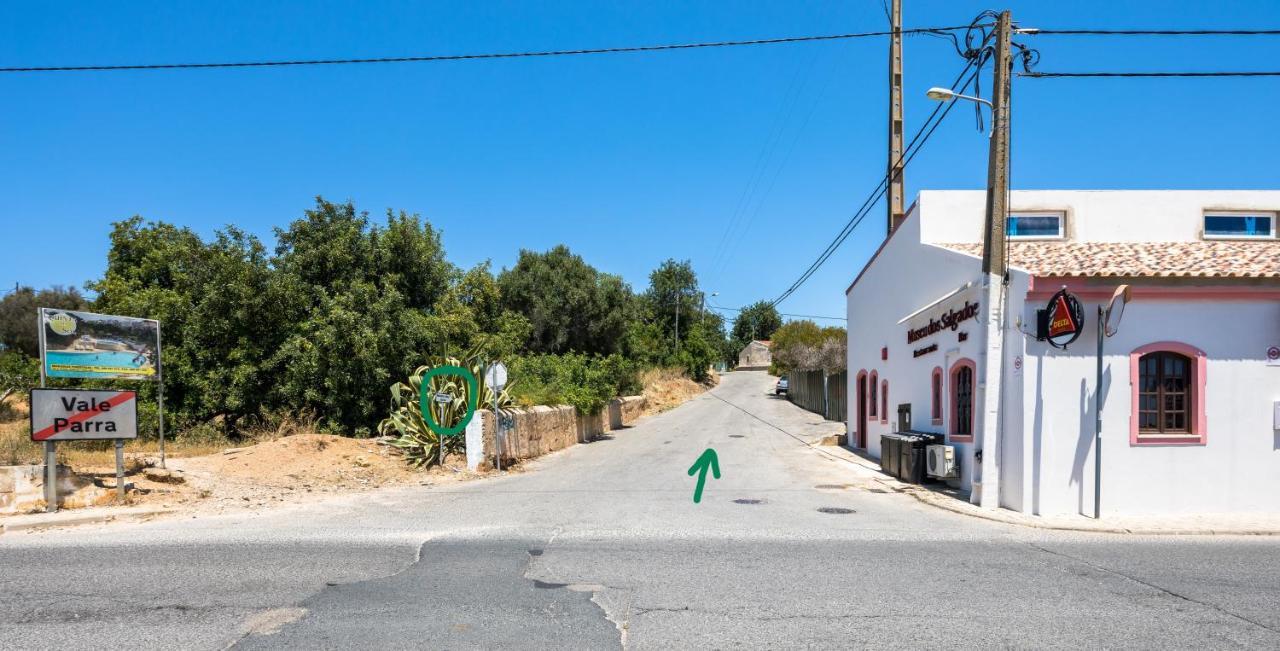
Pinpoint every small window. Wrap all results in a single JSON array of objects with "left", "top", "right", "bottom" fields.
[
  {"left": 1203, "top": 212, "right": 1275, "bottom": 239},
  {"left": 880, "top": 380, "right": 888, "bottom": 424},
  {"left": 930, "top": 367, "right": 943, "bottom": 424},
  {"left": 869, "top": 371, "right": 878, "bottom": 417},
  {"left": 949, "top": 359, "right": 976, "bottom": 441},
  {"left": 1007, "top": 213, "right": 1064, "bottom": 239},
  {"left": 1138, "top": 351, "right": 1191, "bottom": 434},
  {"left": 1129, "top": 342, "right": 1207, "bottom": 445}
]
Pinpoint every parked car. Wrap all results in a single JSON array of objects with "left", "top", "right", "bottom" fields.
[{"left": 775, "top": 376, "right": 789, "bottom": 395}]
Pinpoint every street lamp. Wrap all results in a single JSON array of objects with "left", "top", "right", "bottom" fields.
[
  {"left": 925, "top": 86, "right": 992, "bottom": 108},
  {"left": 927, "top": 87, "right": 993, "bottom": 138}
]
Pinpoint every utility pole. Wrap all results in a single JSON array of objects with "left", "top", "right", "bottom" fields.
[
  {"left": 886, "top": 0, "right": 906, "bottom": 233},
  {"left": 674, "top": 291, "right": 680, "bottom": 353},
  {"left": 974, "top": 10, "right": 1013, "bottom": 509}
]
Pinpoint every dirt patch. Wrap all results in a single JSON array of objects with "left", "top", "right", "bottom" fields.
[
  {"left": 639, "top": 368, "right": 714, "bottom": 418},
  {"left": 52, "top": 433, "right": 478, "bottom": 516}
]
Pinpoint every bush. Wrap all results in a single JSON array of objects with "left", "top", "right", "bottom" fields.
[{"left": 508, "top": 353, "right": 641, "bottom": 415}]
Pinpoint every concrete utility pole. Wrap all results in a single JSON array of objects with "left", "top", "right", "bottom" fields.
[
  {"left": 886, "top": 0, "right": 906, "bottom": 233},
  {"left": 974, "top": 10, "right": 1013, "bottom": 509}
]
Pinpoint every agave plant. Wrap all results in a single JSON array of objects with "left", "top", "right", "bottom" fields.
[{"left": 378, "top": 350, "right": 514, "bottom": 468}]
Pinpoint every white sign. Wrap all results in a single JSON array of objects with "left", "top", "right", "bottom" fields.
[
  {"left": 434, "top": 392, "right": 453, "bottom": 404},
  {"left": 30, "top": 389, "right": 138, "bottom": 441},
  {"left": 485, "top": 362, "right": 508, "bottom": 389}
]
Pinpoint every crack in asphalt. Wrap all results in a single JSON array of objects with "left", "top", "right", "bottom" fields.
[
  {"left": 225, "top": 539, "right": 431, "bottom": 649},
  {"left": 521, "top": 535, "right": 630, "bottom": 649},
  {"left": 1027, "top": 542, "right": 1280, "bottom": 637}
]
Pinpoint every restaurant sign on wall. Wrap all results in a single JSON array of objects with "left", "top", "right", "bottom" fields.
[{"left": 905, "top": 301, "right": 980, "bottom": 344}]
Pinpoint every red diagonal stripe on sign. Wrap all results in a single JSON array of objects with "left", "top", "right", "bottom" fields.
[{"left": 32, "top": 392, "right": 136, "bottom": 441}]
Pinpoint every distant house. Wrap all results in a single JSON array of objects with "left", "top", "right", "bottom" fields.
[{"left": 737, "top": 340, "right": 772, "bottom": 370}]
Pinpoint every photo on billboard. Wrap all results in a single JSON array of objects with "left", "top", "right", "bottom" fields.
[{"left": 40, "top": 308, "right": 160, "bottom": 381}]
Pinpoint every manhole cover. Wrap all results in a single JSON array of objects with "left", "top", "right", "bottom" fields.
[
  {"left": 729, "top": 435, "right": 746, "bottom": 439},
  {"left": 733, "top": 498, "right": 765, "bottom": 505},
  {"left": 817, "top": 507, "right": 856, "bottom": 515},
  {"left": 814, "top": 484, "right": 847, "bottom": 490}
]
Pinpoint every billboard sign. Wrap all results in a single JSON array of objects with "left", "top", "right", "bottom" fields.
[
  {"left": 39, "top": 308, "right": 160, "bottom": 380},
  {"left": 30, "top": 388, "right": 138, "bottom": 441}
]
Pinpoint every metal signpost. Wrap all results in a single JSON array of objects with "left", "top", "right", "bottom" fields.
[
  {"left": 37, "top": 308, "right": 161, "bottom": 511},
  {"left": 1094, "top": 285, "right": 1131, "bottom": 519},
  {"left": 30, "top": 388, "right": 139, "bottom": 506},
  {"left": 486, "top": 362, "right": 508, "bottom": 472}
]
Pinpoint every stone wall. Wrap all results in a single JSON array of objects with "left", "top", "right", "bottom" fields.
[
  {"left": 465, "top": 395, "right": 647, "bottom": 471},
  {"left": 0, "top": 464, "right": 110, "bottom": 514}
]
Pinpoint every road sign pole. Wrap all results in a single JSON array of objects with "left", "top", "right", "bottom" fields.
[
  {"left": 157, "top": 325, "right": 166, "bottom": 469},
  {"left": 493, "top": 380, "right": 501, "bottom": 473},
  {"left": 1094, "top": 305, "right": 1103, "bottom": 519},
  {"left": 37, "top": 309, "right": 57, "bottom": 513},
  {"left": 115, "top": 439, "right": 126, "bottom": 501}
]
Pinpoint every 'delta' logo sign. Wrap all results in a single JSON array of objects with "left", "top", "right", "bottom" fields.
[{"left": 1038, "top": 288, "right": 1085, "bottom": 349}]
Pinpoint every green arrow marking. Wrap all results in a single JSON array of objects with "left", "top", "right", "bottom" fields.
[{"left": 687, "top": 448, "right": 721, "bottom": 504}]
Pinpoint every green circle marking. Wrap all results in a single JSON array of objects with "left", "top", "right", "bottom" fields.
[{"left": 419, "top": 365, "right": 479, "bottom": 437}]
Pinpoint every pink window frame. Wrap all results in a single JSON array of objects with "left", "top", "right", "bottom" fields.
[
  {"left": 880, "top": 379, "right": 888, "bottom": 424},
  {"left": 869, "top": 371, "right": 878, "bottom": 418},
  {"left": 1129, "top": 341, "right": 1207, "bottom": 446},
  {"left": 930, "top": 366, "right": 943, "bottom": 425},
  {"left": 948, "top": 358, "right": 976, "bottom": 443}
]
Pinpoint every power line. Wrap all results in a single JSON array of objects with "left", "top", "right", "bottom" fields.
[
  {"left": 708, "top": 304, "right": 846, "bottom": 321},
  {"left": 767, "top": 58, "right": 982, "bottom": 308},
  {"left": 1021, "top": 71, "right": 1280, "bottom": 78},
  {"left": 1025, "top": 28, "right": 1280, "bottom": 36},
  {"left": 0, "top": 26, "right": 980, "bottom": 74}
]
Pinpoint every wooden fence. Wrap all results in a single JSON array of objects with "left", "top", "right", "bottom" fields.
[{"left": 786, "top": 369, "right": 847, "bottom": 422}]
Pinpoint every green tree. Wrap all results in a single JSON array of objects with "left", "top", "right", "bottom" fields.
[
  {"left": 770, "top": 320, "right": 846, "bottom": 373},
  {"left": 636, "top": 259, "right": 723, "bottom": 380},
  {"left": 91, "top": 218, "right": 302, "bottom": 432},
  {"left": 270, "top": 199, "right": 455, "bottom": 435},
  {"left": 0, "top": 286, "right": 88, "bottom": 357},
  {"left": 498, "top": 245, "right": 633, "bottom": 355},
  {"left": 731, "top": 300, "right": 782, "bottom": 354}
]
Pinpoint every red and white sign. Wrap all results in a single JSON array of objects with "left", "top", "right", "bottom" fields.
[
  {"left": 30, "top": 389, "right": 138, "bottom": 441},
  {"left": 1267, "top": 346, "right": 1280, "bottom": 367}
]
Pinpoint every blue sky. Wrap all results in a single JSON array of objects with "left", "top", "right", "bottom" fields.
[{"left": 3, "top": 1, "right": 1278, "bottom": 324}]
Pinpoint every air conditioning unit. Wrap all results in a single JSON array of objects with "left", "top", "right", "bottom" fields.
[{"left": 926, "top": 444, "right": 958, "bottom": 479}]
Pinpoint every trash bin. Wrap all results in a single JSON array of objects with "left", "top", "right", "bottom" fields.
[
  {"left": 896, "top": 431, "right": 944, "bottom": 484},
  {"left": 879, "top": 433, "right": 902, "bottom": 476}
]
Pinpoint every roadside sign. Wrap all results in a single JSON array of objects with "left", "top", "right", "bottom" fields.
[
  {"left": 30, "top": 388, "right": 138, "bottom": 441},
  {"left": 485, "top": 362, "right": 508, "bottom": 389},
  {"left": 1038, "top": 288, "right": 1085, "bottom": 349},
  {"left": 39, "top": 308, "right": 160, "bottom": 381}
]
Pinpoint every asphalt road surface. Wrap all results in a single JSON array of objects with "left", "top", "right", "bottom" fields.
[{"left": 2, "top": 371, "right": 1278, "bottom": 649}]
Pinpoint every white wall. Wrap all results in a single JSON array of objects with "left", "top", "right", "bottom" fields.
[
  {"left": 916, "top": 190, "right": 1280, "bottom": 245},
  {"left": 1023, "top": 298, "right": 1280, "bottom": 516},
  {"left": 846, "top": 206, "right": 987, "bottom": 490}
]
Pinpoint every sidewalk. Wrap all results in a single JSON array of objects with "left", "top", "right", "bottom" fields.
[
  {"left": 0, "top": 505, "right": 173, "bottom": 535},
  {"left": 820, "top": 442, "right": 1280, "bottom": 536}
]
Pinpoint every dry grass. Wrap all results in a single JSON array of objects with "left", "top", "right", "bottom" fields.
[{"left": 0, "top": 395, "right": 324, "bottom": 468}]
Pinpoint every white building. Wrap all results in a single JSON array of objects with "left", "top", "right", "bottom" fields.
[{"left": 845, "top": 190, "right": 1280, "bottom": 516}]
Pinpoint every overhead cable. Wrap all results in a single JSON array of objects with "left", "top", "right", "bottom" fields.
[{"left": 0, "top": 26, "right": 981, "bottom": 74}]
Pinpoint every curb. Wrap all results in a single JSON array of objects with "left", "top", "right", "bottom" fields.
[
  {"left": 0, "top": 507, "right": 173, "bottom": 534},
  {"left": 904, "top": 488, "right": 1280, "bottom": 536}
]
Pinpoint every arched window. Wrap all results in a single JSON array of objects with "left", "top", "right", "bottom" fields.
[
  {"left": 1130, "top": 342, "right": 1207, "bottom": 445},
  {"left": 949, "top": 359, "right": 976, "bottom": 442},
  {"left": 880, "top": 380, "right": 888, "bottom": 424},
  {"left": 930, "top": 366, "right": 943, "bottom": 425},
  {"left": 869, "top": 371, "right": 878, "bottom": 418}
]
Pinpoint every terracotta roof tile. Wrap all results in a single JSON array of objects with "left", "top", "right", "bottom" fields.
[{"left": 938, "top": 241, "right": 1280, "bottom": 278}]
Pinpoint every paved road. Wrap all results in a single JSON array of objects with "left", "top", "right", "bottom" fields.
[{"left": 2, "top": 371, "right": 1278, "bottom": 649}]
